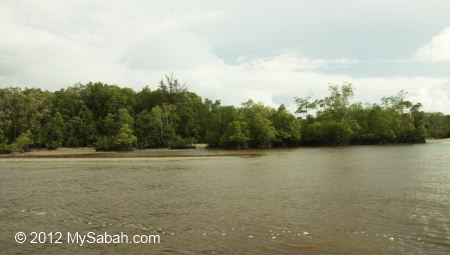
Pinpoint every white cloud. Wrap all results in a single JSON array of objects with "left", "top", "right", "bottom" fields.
[
  {"left": 0, "top": 1, "right": 449, "bottom": 114},
  {"left": 177, "top": 61, "right": 450, "bottom": 113},
  {"left": 0, "top": 2, "right": 223, "bottom": 88},
  {"left": 416, "top": 27, "right": 450, "bottom": 62},
  {"left": 238, "top": 53, "right": 327, "bottom": 71},
  {"left": 409, "top": 87, "right": 450, "bottom": 114}
]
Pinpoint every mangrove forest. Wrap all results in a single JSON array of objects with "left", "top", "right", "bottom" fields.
[{"left": 1, "top": 75, "right": 449, "bottom": 153}]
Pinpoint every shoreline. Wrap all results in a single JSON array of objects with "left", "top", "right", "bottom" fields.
[
  {"left": 1, "top": 138, "right": 448, "bottom": 158},
  {"left": 0, "top": 147, "right": 265, "bottom": 159}
]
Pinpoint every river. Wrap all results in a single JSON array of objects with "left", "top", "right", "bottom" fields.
[{"left": 1, "top": 140, "right": 449, "bottom": 254}]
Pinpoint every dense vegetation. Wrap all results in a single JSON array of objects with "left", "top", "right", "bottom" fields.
[{"left": 1, "top": 75, "right": 449, "bottom": 153}]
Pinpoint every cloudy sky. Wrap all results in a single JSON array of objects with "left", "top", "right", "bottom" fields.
[{"left": 1, "top": 0, "right": 450, "bottom": 113}]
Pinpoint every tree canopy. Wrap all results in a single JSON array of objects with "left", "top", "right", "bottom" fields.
[{"left": 0, "top": 77, "right": 448, "bottom": 153}]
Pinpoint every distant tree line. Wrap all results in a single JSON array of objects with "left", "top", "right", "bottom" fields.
[{"left": 1, "top": 75, "right": 449, "bottom": 153}]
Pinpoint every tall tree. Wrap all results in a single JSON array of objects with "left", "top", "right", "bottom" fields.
[{"left": 113, "top": 124, "right": 137, "bottom": 151}]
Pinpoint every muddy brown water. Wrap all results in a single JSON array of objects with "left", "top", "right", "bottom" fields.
[{"left": 1, "top": 141, "right": 449, "bottom": 254}]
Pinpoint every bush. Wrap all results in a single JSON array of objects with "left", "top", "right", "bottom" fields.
[
  {"left": 0, "top": 143, "right": 12, "bottom": 154},
  {"left": 220, "top": 121, "right": 250, "bottom": 149},
  {"left": 95, "top": 136, "right": 113, "bottom": 151},
  {"left": 170, "top": 136, "right": 195, "bottom": 149},
  {"left": 113, "top": 124, "right": 137, "bottom": 151},
  {"left": 11, "top": 131, "right": 33, "bottom": 152}
]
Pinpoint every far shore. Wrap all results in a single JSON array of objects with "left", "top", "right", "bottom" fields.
[
  {"left": 0, "top": 145, "right": 264, "bottom": 159},
  {"left": 1, "top": 138, "right": 448, "bottom": 159}
]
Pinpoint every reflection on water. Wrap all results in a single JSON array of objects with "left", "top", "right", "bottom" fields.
[{"left": 0, "top": 141, "right": 449, "bottom": 254}]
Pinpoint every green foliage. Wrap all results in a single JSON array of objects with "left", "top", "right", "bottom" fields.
[
  {"left": 0, "top": 131, "right": 11, "bottom": 153},
  {"left": 113, "top": 124, "right": 137, "bottom": 151},
  {"left": 204, "top": 104, "right": 237, "bottom": 147},
  {"left": 95, "top": 136, "right": 113, "bottom": 151},
  {"left": 272, "top": 105, "right": 301, "bottom": 146},
  {"left": 0, "top": 77, "right": 447, "bottom": 152},
  {"left": 425, "top": 112, "right": 450, "bottom": 138},
  {"left": 12, "top": 130, "right": 33, "bottom": 152},
  {"left": 299, "top": 84, "right": 428, "bottom": 145},
  {"left": 42, "top": 112, "right": 64, "bottom": 149},
  {"left": 135, "top": 109, "right": 157, "bottom": 148},
  {"left": 0, "top": 130, "right": 7, "bottom": 144},
  {"left": 104, "top": 108, "right": 134, "bottom": 136},
  {"left": 64, "top": 109, "right": 97, "bottom": 146},
  {"left": 135, "top": 105, "right": 177, "bottom": 148},
  {"left": 170, "top": 136, "right": 195, "bottom": 149},
  {"left": 236, "top": 100, "right": 277, "bottom": 148},
  {"left": 295, "top": 96, "right": 317, "bottom": 117},
  {"left": 248, "top": 113, "right": 276, "bottom": 148},
  {"left": 0, "top": 143, "right": 11, "bottom": 154},
  {"left": 220, "top": 121, "right": 250, "bottom": 149}
]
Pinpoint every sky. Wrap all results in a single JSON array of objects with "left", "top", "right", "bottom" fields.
[{"left": 1, "top": 0, "right": 450, "bottom": 113}]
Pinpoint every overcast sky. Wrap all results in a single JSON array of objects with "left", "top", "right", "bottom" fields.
[{"left": 1, "top": 0, "right": 450, "bottom": 113}]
